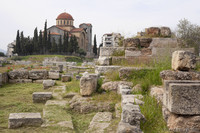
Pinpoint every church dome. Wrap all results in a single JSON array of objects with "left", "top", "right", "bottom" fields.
[{"left": 56, "top": 12, "right": 74, "bottom": 20}]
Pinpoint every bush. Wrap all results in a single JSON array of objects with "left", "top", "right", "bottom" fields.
[
  {"left": 97, "top": 78, "right": 104, "bottom": 93},
  {"left": 0, "top": 52, "right": 5, "bottom": 57}
]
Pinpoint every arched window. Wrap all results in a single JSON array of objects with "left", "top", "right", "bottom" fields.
[
  {"left": 60, "top": 20, "right": 62, "bottom": 25},
  {"left": 64, "top": 20, "right": 65, "bottom": 25},
  {"left": 67, "top": 21, "right": 69, "bottom": 25}
]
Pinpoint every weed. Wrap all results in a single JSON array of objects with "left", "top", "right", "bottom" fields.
[
  {"left": 112, "top": 50, "right": 125, "bottom": 56},
  {"left": 140, "top": 95, "right": 169, "bottom": 133},
  {"left": 105, "top": 71, "right": 120, "bottom": 81}
]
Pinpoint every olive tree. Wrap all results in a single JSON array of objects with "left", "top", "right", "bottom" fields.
[{"left": 176, "top": 18, "right": 200, "bottom": 55}]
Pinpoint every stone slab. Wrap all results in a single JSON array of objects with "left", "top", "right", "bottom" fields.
[
  {"left": 29, "top": 70, "right": 48, "bottom": 80},
  {"left": 48, "top": 72, "right": 60, "bottom": 80},
  {"left": 95, "top": 66, "right": 121, "bottom": 74},
  {"left": 8, "top": 113, "right": 42, "bottom": 128},
  {"left": 32, "top": 92, "right": 52, "bottom": 103}
]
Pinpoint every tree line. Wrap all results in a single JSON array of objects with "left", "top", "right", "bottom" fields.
[{"left": 14, "top": 21, "right": 84, "bottom": 56}]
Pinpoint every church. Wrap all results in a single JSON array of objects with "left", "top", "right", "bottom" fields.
[{"left": 47, "top": 12, "right": 92, "bottom": 54}]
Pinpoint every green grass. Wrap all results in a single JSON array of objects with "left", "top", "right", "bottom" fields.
[
  {"left": 92, "top": 91, "right": 121, "bottom": 104},
  {"left": 0, "top": 83, "right": 53, "bottom": 132},
  {"left": 140, "top": 95, "right": 169, "bottom": 133},
  {"left": 44, "top": 105, "right": 71, "bottom": 123},
  {"left": 70, "top": 111, "right": 95, "bottom": 133},
  {"left": 105, "top": 71, "right": 120, "bottom": 81},
  {"left": 65, "top": 80, "right": 80, "bottom": 93}
]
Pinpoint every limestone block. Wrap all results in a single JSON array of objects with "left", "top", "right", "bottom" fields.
[
  {"left": 160, "top": 27, "right": 171, "bottom": 37},
  {"left": 123, "top": 38, "right": 140, "bottom": 47},
  {"left": 150, "top": 86, "right": 164, "bottom": 103},
  {"left": 76, "top": 75, "right": 81, "bottom": 80},
  {"left": 98, "top": 56, "right": 112, "bottom": 66},
  {"left": 32, "top": 92, "right": 52, "bottom": 103},
  {"left": 118, "top": 84, "right": 131, "bottom": 95},
  {"left": 139, "top": 38, "right": 152, "bottom": 48},
  {"left": 8, "top": 113, "right": 42, "bottom": 128},
  {"left": 95, "top": 66, "right": 121, "bottom": 74},
  {"left": 117, "top": 122, "right": 143, "bottom": 133},
  {"left": 29, "top": 70, "right": 48, "bottom": 79},
  {"left": 125, "top": 50, "right": 141, "bottom": 58},
  {"left": 101, "top": 81, "right": 133, "bottom": 92},
  {"left": 145, "top": 27, "right": 160, "bottom": 37},
  {"left": 0, "top": 72, "right": 8, "bottom": 85},
  {"left": 33, "top": 80, "right": 45, "bottom": 84},
  {"left": 80, "top": 76, "right": 96, "bottom": 96},
  {"left": 121, "top": 104, "right": 145, "bottom": 127},
  {"left": 160, "top": 70, "right": 200, "bottom": 80},
  {"left": 172, "top": 51, "right": 196, "bottom": 71},
  {"left": 58, "top": 64, "right": 63, "bottom": 72},
  {"left": 168, "top": 83, "right": 200, "bottom": 115},
  {"left": 9, "top": 79, "right": 32, "bottom": 83},
  {"left": 163, "top": 80, "right": 200, "bottom": 108},
  {"left": 122, "top": 95, "right": 144, "bottom": 105},
  {"left": 167, "top": 112, "right": 200, "bottom": 133},
  {"left": 88, "top": 74, "right": 98, "bottom": 90},
  {"left": 61, "top": 75, "right": 71, "bottom": 82},
  {"left": 48, "top": 72, "right": 60, "bottom": 80},
  {"left": 8, "top": 70, "right": 29, "bottom": 79},
  {"left": 43, "top": 80, "right": 55, "bottom": 89}
]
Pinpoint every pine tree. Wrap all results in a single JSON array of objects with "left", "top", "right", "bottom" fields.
[
  {"left": 93, "top": 34, "right": 97, "bottom": 55},
  {"left": 42, "top": 20, "right": 48, "bottom": 54},
  {"left": 33, "top": 27, "right": 38, "bottom": 53},
  {"left": 58, "top": 35, "right": 62, "bottom": 54},
  {"left": 39, "top": 30, "right": 43, "bottom": 54}
]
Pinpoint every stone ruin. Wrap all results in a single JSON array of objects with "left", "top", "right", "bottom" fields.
[
  {"left": 159, "top": 50, "right": 200, "bottom": 132},
  {"left": 98, "top": 26, "right": 194, "bottom": 66}
]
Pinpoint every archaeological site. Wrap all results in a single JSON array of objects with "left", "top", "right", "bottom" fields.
[{"left": 1, "top": 1, "right": 200, "bottom": 132}]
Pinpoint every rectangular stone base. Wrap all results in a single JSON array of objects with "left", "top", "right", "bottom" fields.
[
  {"left": 8, "top": 113, "right": 42, "bottom": 128},
  {"left": 166, "top": 82, "right": 200, "bottom": 115},
  {"left": 32, "top": 92, "right": 52, "bottom": 103},
  {"left": 163, "top": 80, "right": 200, "bottom": 113}
]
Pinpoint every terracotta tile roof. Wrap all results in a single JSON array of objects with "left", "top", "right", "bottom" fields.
[
  {"left": 56, "top": 12, "right": 74, "bottom": 20},
  {"left": 71, "top": 28, "right": 84, "bottom": 32},
  {"left": 50, "top": 32, "right": 60, "bottom": 35}
]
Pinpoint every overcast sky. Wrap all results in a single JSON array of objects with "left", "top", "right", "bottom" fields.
[{"left": 0, "top": 0, "right": 200, "bottom": 51}]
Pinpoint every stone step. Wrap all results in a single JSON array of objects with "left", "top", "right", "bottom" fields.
[{"left": 8, "top": 113, "right": 42, "bottom": 129}]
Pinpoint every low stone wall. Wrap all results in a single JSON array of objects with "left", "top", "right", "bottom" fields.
[
  {"left": 1, "top": 70, "right": 61, "bottom": 84},
  {"left": 152, "top": 47, "right": 194, "bottom": 56},
  {"left": 43, "top": 61, "right": 77, "bottom": 67},
  {"left": 99, "top": 47, "right": 124, "bottom": 57}
]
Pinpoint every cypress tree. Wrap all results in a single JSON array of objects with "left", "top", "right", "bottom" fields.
[
  {"left": 39, "top": 30, "right": 43, "bottom": 54},
  {"left": 51, "top": 38, "right": 58, "bottom": 53},
  {"left": 58, "top": 35, "right": 62, "bottom": 54},
  {"left": 63, "top": 32, "right": 69, "bottom": 54},
  {"left": 42, "top": 20, "right": 48, "bottom": 54},
  {"left": 93, "top": 34, "right": 97, "bottom": 55},
  {"left": 15, "top": 30, "right": 21, "bottom": 54},
  {"left": 33, "top": 27, "right": 38, "bottom": 53},
  {"left": 47, "top": 31, "right": 51, "bottom": 53},
  {"left": 20, "top": 31, "right": 25, "bottom": 56},
  {"left": 68, "top": 36, "right": 73, "bottom": 54}
]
